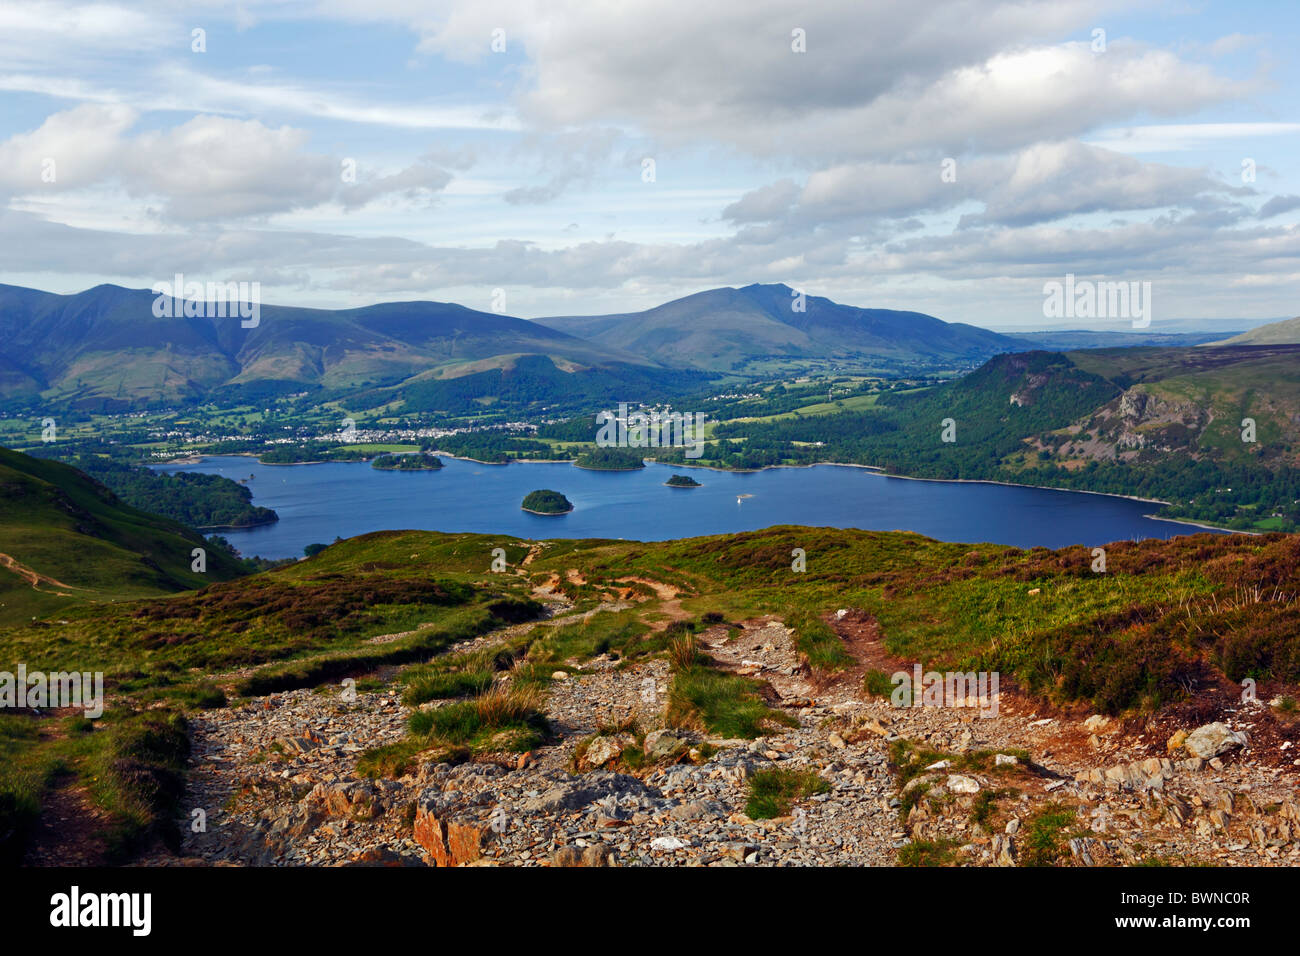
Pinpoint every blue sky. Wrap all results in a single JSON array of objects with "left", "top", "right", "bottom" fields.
[{"left": 1, "top": 0, "right": 1298, "bottom": 329}]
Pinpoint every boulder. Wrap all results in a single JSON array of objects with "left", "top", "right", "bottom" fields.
[
  {"left": 1183, "top": 722, "right": 1248, "bottom": 759},
  {"left": 520, "top": 771, "right": 655, "bottom": 813},
  {"left": 947, "top": 774, "right": 981, "bottom": 794},
  {"left": 1083, "top": 715, "right": 1114, "bottom": 734},
  {"left": 309, "top": 781, "right": 382, "bottom": 820},
  {"left": 584, "top": 734, "right": 632, "bottom": 768},
  {"left": 991, "top": 833, "right": 1016, "bottom": 866},
  {"left": 644, "top": 729, "right": 690, "bottom": 761},
  {"left": 547, "top": 845, "right": 617, "bottom": 867},
  {"left": 582, "top": 845, "right": 616, "bottom": 867},
  {"left": 650, "top": 836, "right": 687, "bottom": 851},
  {"left": 413, "top": 792, "right": 494, "bottom": 867},
  {"left": 549, "top": 846, "right": 583, "bottom": 867}
]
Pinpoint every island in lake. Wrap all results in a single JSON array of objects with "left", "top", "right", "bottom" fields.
[
  {"left": 372, "top": 452, "right": 444, "bottom": 471},
  {"left": 574, "top": 448, "right": 645, "bottom": 470},
  {"left": 521, "top": 489, "right": 574, "bottom": 514},
  {"left": 665, "top": 474, "right": 701, "bottom": 487}
]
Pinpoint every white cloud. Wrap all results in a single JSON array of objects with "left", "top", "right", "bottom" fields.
[
  {"left": 0, "top": 104, "right": 136, "bottom": 190},
  {"left": 0, "top": 107, "right": 458, "bottom": 221},
  {"left": 1086, "top": 122, "right": 1300, "bottom": 153}
]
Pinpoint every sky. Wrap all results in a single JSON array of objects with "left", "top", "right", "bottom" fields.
[{"left": 1, "top": 0, "right": 1298, "bottom": 329}]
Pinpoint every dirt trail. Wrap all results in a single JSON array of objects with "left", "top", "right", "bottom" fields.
[
  {"left": 615, "top": 577, "right": 689, "bottom": 627},
  {"left": 23, "top": 780, "right": 115, "bottom": 866},
  {"left": 0, "top": 551, "right": 77, "bottom": 595}
]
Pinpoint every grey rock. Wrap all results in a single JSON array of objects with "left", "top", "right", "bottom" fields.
[{"left": 1184, "top": 722, "right": 1248, "bottom": 759}]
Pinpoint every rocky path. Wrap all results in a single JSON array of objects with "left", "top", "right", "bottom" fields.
[{"left": 151, "top": 591, "right": 1300, "bottom": 867}]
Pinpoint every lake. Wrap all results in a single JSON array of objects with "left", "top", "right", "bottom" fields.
[{"left": 154, "top": 455, "right": 1228, "bottom": 559}]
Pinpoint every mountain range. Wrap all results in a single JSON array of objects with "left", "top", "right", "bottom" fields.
[
  {"left": 0, "top": 281, "right": 1287, "bottom": 415},
  {"left": 0, "top": 282, "right": 1053, "bottom": 412},
  {"left": 0, "top": 283, "right": 648, "bottom": 411}
]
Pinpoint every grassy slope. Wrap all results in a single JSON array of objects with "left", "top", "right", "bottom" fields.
[
  {"left": 521, "top": 526, "right": 1300, "bottom": 711},
  {"left": 11, "top": 522, "right": 1284, "bottom": 718},
  {"left": 2, "top": 523, "right": 1298, "bottom": 862},
  {"left": 1066, "top": 345, "right": 1300, "bottom": 462},
  {"left": 1213, "top": 316, "right": 1300, "bottom": 346},
  {"left": 0, "top": 447, "right": 246, "bottom": 627}
]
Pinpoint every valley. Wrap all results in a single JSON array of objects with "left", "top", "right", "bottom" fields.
[{"left": 2, "top": 284, "right": 1298, "bottom": 872}]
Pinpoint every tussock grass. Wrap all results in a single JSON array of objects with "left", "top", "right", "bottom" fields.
[
  {"left": 745, "top": 767, "right": 829, "bottom": 819},
  {"left": 668, "top": 633, "right": 705, "bottom": 671},
  {"left": 862, "top": 668, "right": 895, "bottom": 698},
  {"left": 1023, "top": 802, "right": 1080, "bottom": 867},
  {"left": 667, "top": 667, "right": 797, "bottom": 739},
  {"left": 898, "top": 838, "right": 960, "bottom": 867},
  {"left": 407, "top": 685, "right": 548, "bottom": 753},
  {"left": 788, "top": 612, "right": 854, "bottom": 672}
]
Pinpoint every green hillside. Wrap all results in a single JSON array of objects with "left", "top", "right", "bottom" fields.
[
  {"left": 1212, "top": 316, "right": 1300, "bottom": 346},
  {"left": 0, "top": 446, "right": 246, "bottom": 626}
]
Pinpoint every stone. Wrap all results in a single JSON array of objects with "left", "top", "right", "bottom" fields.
[
  {"left": 650, "top": 836, "right": 687, "bottom": 851},
  {"left": 1184, "top": 723, "right": 1248, "bottom": 759},
  {"left": 1068, "top": 837, "right": 1096, "bottom": 866},
  {"left": 994, "top": 753, "right": 1018, "bottom": 766},
  {"left": 947, "top": 774, "right": 981, "bottom": 794},
  {"left": 584, "top": 735, "right": 628, "bottom": 768},
  {"left": 644, "top": 729, "right": 689, "bottom": 760},
  {"left": 670, "top": 800, "right": 712, "bottom": 821},
  {"left": 344, "top": 847, "right": 423, "bottom": 867},
  {"left": 549, "top": 846, "right": 583, "bottom": 867},
  {"left": 309, "top": 781, "right": 381, "bottom": 820},
  {"left": 581, "top": 845, "right": 616, "bottom": 867},
  {"left": 1083, "top": 715, "right": 1113, "bottom": 733},
  {"left": 1104, "top": 764, "right": 1138, "bottom": 789},
  {"left": 413, "top": 798, "right": 493, "bottom": 867},
  {"left": 991, "top": 833, "right": 1016, "bottom": 866}
]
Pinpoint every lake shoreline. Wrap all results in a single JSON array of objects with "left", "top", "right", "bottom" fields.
[
  {"left": 155, "top": 452, "right": 1249, "bottom": 539},
  {"left": 648, "top": 456, "right": 1177, "bottom": 508}
]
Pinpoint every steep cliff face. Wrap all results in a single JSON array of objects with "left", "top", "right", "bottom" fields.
[{"left": 1091, "top": 386, "right": 1212, "bottom": 457}]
